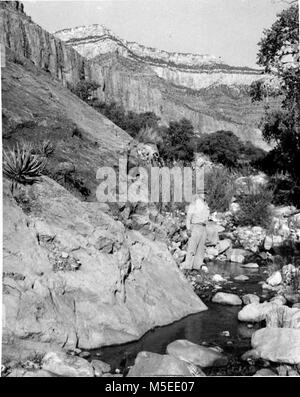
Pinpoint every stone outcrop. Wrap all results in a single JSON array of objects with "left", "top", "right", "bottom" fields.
[
  {"left": 3, "top": 177, "right": 206, "bottom": 357},
  {"left": 0, "top": 2, "right": 98, "bottom": 86},
  {"left": 166, "top": 339, "right": 228, "bottom": 368},
  {"left": 251, "top": 328, "right": 300, "bottom": 364}
]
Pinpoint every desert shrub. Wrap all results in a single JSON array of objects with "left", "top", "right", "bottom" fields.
[
  {"left": 234, "top": 185, "right": 274, "bottom": 228},
  {"left": 92, "top": 101, "right": 160, "bottom": 138},
  {"left": 3, "top": 143, "right": 46, "bottom": 188},
  {"left": 72, "top": 126, "right": 83, "bottom": 139},
  {"left": 204, "top": 167, "right": 236, "bottom": 212}
]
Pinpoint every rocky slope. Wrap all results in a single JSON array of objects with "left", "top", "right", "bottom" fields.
[{"left": 55, "top": 24, "right": 271, "bottom": 149}]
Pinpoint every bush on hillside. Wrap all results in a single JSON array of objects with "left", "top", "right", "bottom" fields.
[
  {"left": 195, "top": 131, "right": 267, "bottom": 169},
  {"left": 204, "top": 167, "right": 236, "bottom": 212},
  {"left": 70, "top": 80, "right": 100, "bottom": 102},
  {"left": 233, "top": 184, "right": 274, "bottom": 228},
  {"left": 92, "top": 101, "right": 160, "bottom": 137}
]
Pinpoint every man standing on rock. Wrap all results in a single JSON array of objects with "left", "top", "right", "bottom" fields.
[{"left": 184, "top": 192, "right": 210, "bottom": 270}]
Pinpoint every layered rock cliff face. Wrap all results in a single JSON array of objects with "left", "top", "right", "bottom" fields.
[
  {"left": 55, "top": 24, "right": 270, "bottom": 149},
  {"left": 0, "top": 2, "right": 269, "bottom": 148},
  {"left": 0, "top": 1, "right": 104, "bottom": 87}
]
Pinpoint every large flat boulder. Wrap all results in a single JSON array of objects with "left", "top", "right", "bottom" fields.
[
  {"left": 42, "top": 351, "right": 94, "bottom": 377},
  {"left": 251, "top": 328, "right": 300, "bottom": 364},
  {"left": 238, "top": 301, "right": 283, "bottom": 323},
  {"left": 127, "top": 351, "right": 203, "bottom": 377},
  {"left": 166, "top": 339, "right": 228, "bottom": 368},
  {"left": 3, "top": 177, "right": 206, "bottom": 357},
  {"left": 212, "top": 292, "right": 242, "bottom": 306}
]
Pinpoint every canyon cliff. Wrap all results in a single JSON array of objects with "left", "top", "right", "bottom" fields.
[
  {"left": 0, "top": 2, "right": 270, "bottom": 149},
  {"left": 55, "top": 24, "right": 270, "bottom": 149}
]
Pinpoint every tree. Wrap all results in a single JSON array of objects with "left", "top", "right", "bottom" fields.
[
  {"left": 250, "top": 4, "right": 300, "bottom": 188},
  {"left": 159, "top": 118, "right": 194, "bottom": 163},
  {"left": 195, "top": 130, "right": 244, "bottom": 168},
  {"left": 71, "top": 80, "right": 100, "bottom": 102}
]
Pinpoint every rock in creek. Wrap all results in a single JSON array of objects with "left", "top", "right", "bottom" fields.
[
  {"left": 212, "top": 292, "right": 242, "bottom": 306},
  {"left": 166, "top": 339, "right": 228, "bottom": 368},
  {"left": 251, "top": 328, "right": 300, "bottom": 365},
  {"left": 242, "top": 294, "right": 260, "bottom": 305},
  {"left": 127, "top": 351, "right": 205, "bottom": 377},
  {"left": 42, "top": 351, "right": 94, "bottom": 377}
]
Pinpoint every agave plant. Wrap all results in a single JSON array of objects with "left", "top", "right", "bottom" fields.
[
  {"left": 39, "top": 140, "right": 55, "bottom": 157},
  {"left": 3, "top": 143, "right": 47, "bottom": 188}
]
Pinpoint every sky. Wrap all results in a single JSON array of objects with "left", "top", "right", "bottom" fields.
[{"left": 23, "top": 0, "right": 290, "bottom": 68}]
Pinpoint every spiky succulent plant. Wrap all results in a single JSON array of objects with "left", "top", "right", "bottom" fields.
[
  {"left": 3, "top": 143, "right": 47, "bottom": 187},
  {"left": 39, "top": 140, "right": 55, "bottom": 157}
]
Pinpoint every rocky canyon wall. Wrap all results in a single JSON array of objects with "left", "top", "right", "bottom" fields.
[
  {"left": 55, "top": 24, "right": 270, "bottom": 149},
  {"left": 0, "top": 1, "right": 104, "bottom": 87},
  {"left": 0, "top": 1, "right": 270, "bottom": 149}
]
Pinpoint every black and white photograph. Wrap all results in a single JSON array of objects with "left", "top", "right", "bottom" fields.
[{"left": 0, "top": 0, "right": 299, "bottom": 380}]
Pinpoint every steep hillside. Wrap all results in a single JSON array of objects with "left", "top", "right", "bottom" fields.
[{"left": 2, "top": 58, "right": 130, "bottom": 200}]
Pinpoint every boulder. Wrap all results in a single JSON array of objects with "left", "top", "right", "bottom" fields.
[
  {"left": 242, "top": 294, "right": 260, "bottom": 305},
  {"left": 127, "top": 351, "right": 202, "bottom": 377},
  {"left": 7, "top": 368, "right": 55, "bottom": 377},
  {"left": 42, "top": 352, "right": 94, "bottom": 377},
  {"left": 253, "top": 369, "right": 276, "bottom": 377},
  {"left": 212, "top": 292, "right": 242, "bottom": 306},
  {"left": 212, "top": 274, "right": 226, "bottom": 283},
  {"left": 270, "top": 295, "right": 287, "bottom": 305},
  {"left": 264, "top": 236, "right": 273, "bottom": 251},
  {"left": 228, "top": 248, "right": 252, "bottom": 263},
  {"left": 217, "top": 239, "right": 231, "bottom": 255},
  {"left": 166, "top": 340, "right": 228, "bottom": 368},
  {"left": 251, "top": 328, "right": 300, "bottom": 364},
  {"left": 241, "top": 263, "right": 259, "bottom": 269},
  {"left": 266, "top": 271, "right": 282, "bottom": 286},
  {"left": 265, "top": 305, "right": 300, "bottom": 329},
  {"left": 205, "top": 246, "right": 219, "bottom": 258},
  {"left": 234, "top": 275, "right": 249, "bottom": 282},
  {"left": 91, "top": 360, "right": 111, "bottom": 377},
  {"left": 3, "top": 178, "right": 207, "bottom": 355},
  {"left": 238, "top": 301, "right": 283, "bottom": 323}
]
